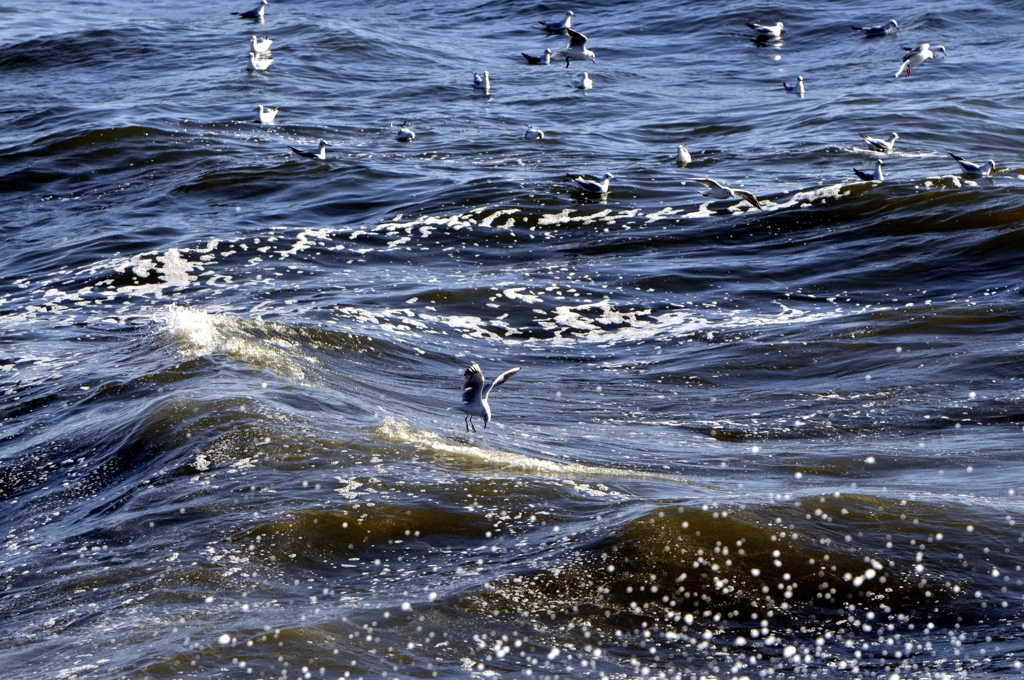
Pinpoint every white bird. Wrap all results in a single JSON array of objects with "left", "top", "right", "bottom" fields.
[
  {"left": 290, "top": 139, "right": 329, "bottom": 160},
  {"left": 853, "top": 19, "right": 898, "bottom": 37},
  {"left": 473, "top": 71, "right": 490, "bottom": 93},
  {"left": 233, "top": 0, "right": 267, "bottom": 20},
  {"left": 676, "top": 145, "right": 691, "bottom": 165},
  {"left": 577, "top": 72, "right": 592, "bottom": 89},
  {"left": 539, "top": 10, "right": 574, "bottom": 31},
  {"left": 949, "top": 152, "right": 996, "bottom": 176},
  {"left": 685, "top": 177, "right": 762, "bottom": 210},
  {"left": 396, "top": 121, "right": 415, "bottom": 142},
  {"left": 853, "top": 159, "right": 884, "bottom": 181},
  {"left": 860, "top": 132, "right": 899, "bottom": 153},
  {"left": 254, "top": 104, "right": 278, "bottom": 124},
  {"left": 457, "top": 363, "right": 520, "bottom": 432},
  {"left": 248, "top": 52, "right": 273, "bottom": 71},
  {"left": 524, "top": 125, "right": 544, "bottom": 140},
  {"left": 896, "top": 43, "right": 946, "bottom": 77},
  {"left": 522, "top": 48, "right": 553, "bottom": 65},
  {"left": 559, "top": 28, "right": 595, "bottom": 66},
  {"left": 783, "top": 76, "right": 804, "bottom": 96},
  {"left": 747, "top": 21, "right": 784, "bottom": 40},
  {"left": 567, "top": 172, "right": 614, "bottom": 194},
  {"left": 250, "top": 35, "right": 273, "bottom": 53}
]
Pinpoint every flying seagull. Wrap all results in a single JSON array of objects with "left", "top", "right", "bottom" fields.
[
  {"left": 457, "top": 363, "right": 521, "bottom": 432},
  {"left": 559, "top": 28, "right": 595, "bottom": 66},
  {"left": 860, "top": 132, "right": 899, "bottom": 153},
  {"left": 896, "top": 43, "right": 945, "bottom": 77},
  {"left": 949, "top": 152, "right": 996, "bottom": 176},
  {"left": 685, "top": 177, "right": 762, "bottom": 210},
  {"left": 250, "top": 35, "right": 273, "bottom": 53},
  {"left": 853, "top": 159, "right": 884, "bottom": 181}
]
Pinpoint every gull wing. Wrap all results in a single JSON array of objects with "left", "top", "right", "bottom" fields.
[
  {"left": 735, "top": 189, "right": 762, "bottom": 210},
  {"left": 483, "top": 366, "right": 520, "bottom": 398},
  {"left": 566, "top": 29, "right": 589, "bottom": 49},
  {"left": 686, "top": 177, "right": 725, "bottom": 192},
  {"left": 853, "top": 168, "right": 873, "bottom": 181},
  {"left": 462, "top": 363, "right": 485, "bottom": 404}
]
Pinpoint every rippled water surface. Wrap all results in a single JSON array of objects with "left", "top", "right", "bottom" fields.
[{"left": 3, "top": 0, "right": 1024, "bottom": 678}]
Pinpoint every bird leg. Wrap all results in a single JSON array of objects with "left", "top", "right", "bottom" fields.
[
  {"left": 565, "top": 56, "right": 570, "bottom": 69},
  {"left": 465, "top": 415, "right": 476, "bottom": 433}
]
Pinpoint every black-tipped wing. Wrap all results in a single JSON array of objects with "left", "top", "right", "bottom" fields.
[
  {"left": 483, "top": 366, "right": 520, "bottom": 398},
  {"left": 853, "top": 168, "right": 873, "bottom": 181},
  {"left": 735, "top": 190, "right": 762, "bottom": 210}
]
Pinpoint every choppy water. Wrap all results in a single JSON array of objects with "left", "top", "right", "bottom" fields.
[{"left": 3, "top": 0, "right": 1024, "bottom": 678}]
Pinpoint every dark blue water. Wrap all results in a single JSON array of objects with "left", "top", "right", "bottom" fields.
[{"left": 3, "top": 0, "right": 1024, "bottom": 678}]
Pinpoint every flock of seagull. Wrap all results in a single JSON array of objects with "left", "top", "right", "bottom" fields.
[
  {"left": 233, "top": 1, "right": 999, "bottom": 219},
  {"left": 227, "top": 1, "right": 1004, "bottom": 428}
]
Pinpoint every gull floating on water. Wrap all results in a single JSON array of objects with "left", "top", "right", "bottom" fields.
[
  {"left": 685, "top": 177, "right": 762, "bottom": 210},
  {"left": 290, "top": 139, "right": 329, "bottom": 160},
  {"left": 539, "top": 10, "right": 574, "bottom": 32},
  {"left": 676, "top": 145, "right": 691, "bottom": 165},
  {"left": 860, "top": 132, "right": 899, "bottom": 153},
  {"left": 522, "top": 48, "right": 553, "bottom": 65},
  {"left": 254, "top": 104, "right": 278, "bottom": 124},
  {"left": 457, "top": 363, "right": 520, "bottom": 433},
  {"left": 896, "top": 43, "right": 945, "bottom": 77},
  {"left": 567, "top": 172, "right": 614, "bottom": 194},
  {"left": 577, "top": 72, "right": 592, "bottom": 89},
  {"left": 473, "top": 71, "right": 490, "bottom": 93},
  {"left": 559, "top": 28, "right": 595, "bottom": 66},
  {"left": 783, "top": 76, "right": 804, "bottom": 95},
  {"left": 248, "top": 52, "right": 273, "bottom": 71},
  {"left": 853, "top": 159, "right": 884, "bottom": 181},
  {"left": 396, "top": 121, "right": 415, "bottom": 142},
  {"left": 250, "top": 35, "right": 273, "bottom": 53},
  {"left": 524, "top": 125, "right": 544, "bottom": 140},
  {"left": 853, "top": 19, "right": 898, "bottom": 37},
  {"left": 747, "top": 21, "right": 784, "bottom": 40},
  {"left": 233, "top": 0, "right": 267, "bottom": 20},
  {"left": 949, "top": 152, "right": 996, "bottom": 176}
]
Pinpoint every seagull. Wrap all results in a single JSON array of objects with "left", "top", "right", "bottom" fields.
[
  {"left": 676, "top": 145, "right": 691, "bottom": 165},
  {"left": 559, "top": 28, "right": 595, "bottom": 66},
  {"left": 290, "top": 139, "right": 329, "bottom": 160},
  {"left": 860, "top": 132, "right": 899, "bottom": 153},
  {"left": 522, "top": 48, "right": 553, "bottom": 65},
  {"left": 577, "top": 72, "right": 592, "bottom": 89},
  {"left": 396, "top": 121, "right": 415, "bottom": 142},
  {"left": 747, "top": 21, "right": 784, "bottom": 40},
  {"left": 949, "top": 152, "right": 996, "bottom": 176},
  {"left": 896, "top": 43, "right": 945, "bottom": 77},
  {"left": 567, "top": 172, "right": 614, "bottom": 194},
  {"left": 250, "top": 35, "right": 273, "bottom": 53},
  {"left": 685, "top": 177, "right": 762, "bottom": 210},
  {"left": 539, "top": 10, "right": 574, "bottom": 31},
  {"left": 783, "top": 75, "right": 804, "bottom": 95},
  {"left": 853, "top": 159, "right": 884, "bottom": 181},
  {"left": 248, "top": 52, "right": 273, "bottom": 71},
  {"left": 853, "top": 19, "right": 898, "bottom": 37},
  {"left": 524, "top": 125, "right": 544, "bottom": 140},
  {"left": 457, "top": 363, "right": 520, "bottom": 432},
  {"left": 473, "top": 71, "right": 490, "bottom": 93},
  {"left": 233, "top": 0, "right": 267, "bottom": 20},
  {"left": 254, "top": 104, "right": 278, "bottom": 124}
]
